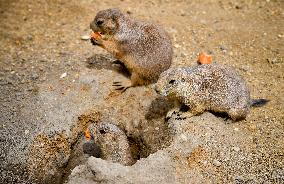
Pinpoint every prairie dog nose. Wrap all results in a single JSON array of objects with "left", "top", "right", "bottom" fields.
[{"left": 154, "top": 86, "right": 160, "bottom": 94}]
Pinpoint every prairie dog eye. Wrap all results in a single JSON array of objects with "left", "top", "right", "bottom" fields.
[
  {"left": 99, "top": 129, "right": 106, "bottom": 134},
  {"left": 96, "top": 20, "right": 104, "bottom": 26},
  {"left": 181, "top": 78, "right": 185, "bottom": 82},
  {"left": 169, "top": 79, "right": 175, "bottom": 84}
]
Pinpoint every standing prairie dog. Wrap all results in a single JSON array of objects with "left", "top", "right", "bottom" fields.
[
  {"left": 90, "top": 8, "right": 173, "bottom": 91},
  {"left": 155, "top": 64, "right": 269, "bottom": 121}
]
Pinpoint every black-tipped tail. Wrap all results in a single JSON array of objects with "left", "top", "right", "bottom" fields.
[{"left": 251, "top": 99, "right": 270, "bottom": 107}]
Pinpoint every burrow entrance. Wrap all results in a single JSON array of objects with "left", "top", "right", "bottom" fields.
[{"left": 28, "top": 107, "right": 173, "bottom": 184}]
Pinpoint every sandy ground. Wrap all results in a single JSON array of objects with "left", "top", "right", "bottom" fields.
[{"left": 0, "top": 0, "right": 283, "bottom": 183}]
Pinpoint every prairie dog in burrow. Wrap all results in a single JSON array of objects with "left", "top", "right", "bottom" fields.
[
  {"left": 155, "top": 64, "right": 269, "bottom": 121},
  {"left": 90, "top": 8, "right": 173, "bottom": 91},
  {"left": 87, "top": 122, "right": 134, "bottom": 165}
]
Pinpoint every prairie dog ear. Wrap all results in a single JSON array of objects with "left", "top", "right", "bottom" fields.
[{"left": 111, "top": 8, "right": 121, "bottom": 15}]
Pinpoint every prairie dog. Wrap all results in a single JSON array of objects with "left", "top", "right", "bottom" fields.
[
  {"left": 155, "top": 64, "right": 269, "bottom": 121},
  {"left": 90, "top": 8, "right": 173, "bottom": 91}
]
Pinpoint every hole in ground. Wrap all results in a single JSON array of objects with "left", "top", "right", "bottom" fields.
[
  {"left": 30, "top": 108, "right": 173, "bottom": 184},
  {"left": 127, "top": 135, "right": 144, "bottom": 161},
  {"left": 61, "top": 120, "right": 173, "bottom": 183}
]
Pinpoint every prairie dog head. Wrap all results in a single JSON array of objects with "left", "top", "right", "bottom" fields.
[
  {"left": 90, "top": 8, "right": 123, "bottom": 35},
  {"left": 93, "top": 122, "right": 124, "bottom": 142},
  {"left": 155, "top": 68, "right": 189, "bottom": 99}
]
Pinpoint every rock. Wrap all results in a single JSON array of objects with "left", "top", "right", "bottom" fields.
[
  {"left": 213, "top": 159, "right": 222, "bottom": 167},
  {"left": 60, "top": 72, "right": 67, "bottom": 78},
  {"left": 81, "top": 35, "right": 90, "bottom": 40},
  {"left": 239, "top": 65, "right": 250, "bottom": 72},
  {"left": 26, "top": 35, "right": 33, "bottom": 41},
  {"left": 234, "top": 176, "right": 245, "bottom": 183},
  {"left": 267, "top": 58, "right": 277, "bottom": 64},
  {"left": 174, "top": 44, "right": 181, "bottom": 48},
  {"left": 219, "top": 45, "right": 227, "bottom": 52},
  {"left": 31, "top": 73, "right": 39, "bottom": 80}
]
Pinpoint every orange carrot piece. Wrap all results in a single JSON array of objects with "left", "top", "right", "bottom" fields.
[
  {"left": 197, "top": 52, "right": 212, "bottom": 64},
  {"left": 84, "top": 128, "right": 91, "bottom": 141},
  {"left": 90, "top": 31, "right": 102, "bottom": 40}
]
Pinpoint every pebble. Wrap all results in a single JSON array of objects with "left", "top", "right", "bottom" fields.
[
  {"left": 219, "top": 45, "right": 227, "bottom": 52},
  {"left": 174, "top": 44, "right": 181, "bottom": 48},
  {"left": 26, "top": 35, "right": 33, "bottom": 41},
  {"left": 267, "top": 58, "right": 277, "bottom": 64},
  {"left": 31, "top": 73, "right": 39, "bottom": 80},
  {"left": 239, "top": 65, "right": 250, "bottom": 72},
  {"left": 232, "top": 146, "right": 240, "bottom": 152},
  {"left": 81, "top": 35, "right": 90, "bottom": 40},
  {"left": 213, "top": 159, "right": 221, "bottom": 167},
  {"left": 235, "top": 176, "right": 245, "bottom": 182},
  {"left": 60, "top": 72, "right": 67, "bottom": 78}
]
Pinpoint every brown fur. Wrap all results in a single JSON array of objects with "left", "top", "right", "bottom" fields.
[
  {"left": 89, "top": 122, "right": 134, "bottom": 165},
  {"left": 90, "top": 8, "right": 173, "bottom": 88},
  {"left": 155, "top": 64, "right": 253, "bottom": 121}
]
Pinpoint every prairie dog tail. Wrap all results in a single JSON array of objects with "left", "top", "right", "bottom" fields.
[{"left": 250, "top": 99, "right": 270, "bottom": 107}]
